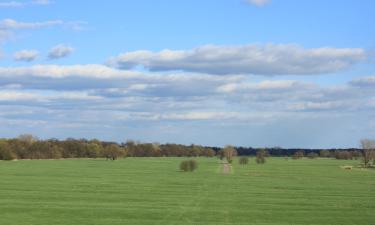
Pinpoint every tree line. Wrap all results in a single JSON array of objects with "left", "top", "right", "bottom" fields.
[
  {"left": 0, "top": 135, "right": 216, "bottom": 160},
  {"left": 0, "top": 135, "right": 374, "bottom": 167}
]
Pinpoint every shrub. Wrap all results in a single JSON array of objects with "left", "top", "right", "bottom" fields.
[
  {"left": 256, "top": 150, "right": 266, "bottom": 164},
  {"left": 180, "top": 159, "right": 198, "bottom": 172},
  {"left": 239, "top": 157, "right": 249, "bottom": 165}
]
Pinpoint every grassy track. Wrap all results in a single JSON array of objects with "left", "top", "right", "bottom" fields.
[{"left": 0, "top": 157, "right": 374, "bottom": 225}]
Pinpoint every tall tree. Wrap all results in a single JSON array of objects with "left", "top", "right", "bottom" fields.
[
  {"left": 360, "top": 139, "right": 375, "bottom": 167},
  {"left": 221, "top": 145, "right": 237, "bottom": 163},
  {"left": 102, "top": 144, "right": 124, "bottom": 160}
]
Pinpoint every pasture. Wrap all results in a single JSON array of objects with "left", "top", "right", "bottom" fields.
[{"left": 0, "top": 157, "right": 374, "bottom": 225}]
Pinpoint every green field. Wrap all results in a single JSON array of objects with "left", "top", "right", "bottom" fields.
[{"left": 0, "top": 157, "right": 374, "bottom": 225}]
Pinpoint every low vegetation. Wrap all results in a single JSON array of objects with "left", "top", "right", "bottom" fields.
[
  {"left": 239, "top": 156, "right": 249, "bottom": 165},
  {"left": 179, "top": 159, "right": 198, "bottom": 172}
]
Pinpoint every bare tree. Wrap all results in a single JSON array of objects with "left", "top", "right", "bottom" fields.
[
  {"left": 17, "top": 134, "right": 38, "bottom": 143},
  {"left": 360, "top": 139, "right": 375, "bottom": 167},
  {"left": 222, "top": 145, "right": 237, "bottom": 163},
  {"left": 256, "top": 149, "right": 267, "bottom": 164}
]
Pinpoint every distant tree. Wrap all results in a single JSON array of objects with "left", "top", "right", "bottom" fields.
[
  {"left": 102, "top": 144, "right": 123, "bottom": 160},
  {"left": 8, "top": 139, "right": 28, "bottom": 159},
  {"left": 319, "top": 150, "right": 331, "bottom": 158},
  {"left": 360, "top": 139, "right": 375, "bottom": 167},
  {"left": 334, "top": 150, "right": 352, "bottom": 160},
  {"left": 86, "top": 142, "right": 103, "bottom": 158},
  {"left": 256, "top": 149, "right": 267, "bottom": 164},
  {"left": 239, "top": 156, "right": 249, "bottom": 165},
  {"left": 189, "top": 144, "right": 202, "bottom": 157},
  {"left": 351, "top": 150, "right": 362, "bottom": 160},
  {"left": 49, "top": 145, "right": 63, "bottom": 159},
  {"left": 180, "top": 159, "right": 198, "bottom": 172},
  {"left": 307, "top": 152, "right": 318, "bottom": 159},
  {"left": 218, "top": 149, "right": 225, "bottom": 160},
  {"left": 221, "top": 145, "right": 237, "bottom": 163},
  {"left": 17, "top": 134, "right": 38, "bottom": 144},
  {"left": 0, "top": 141, "right": 16, "bottom": 160},
  {"left": 202, "top": 148, "right": 216, "bottom": 157},
  {"left": 292, "top": 151, "right": 304, "bottom": 159}
]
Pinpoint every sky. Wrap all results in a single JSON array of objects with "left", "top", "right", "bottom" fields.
[{"left": 0, "top": 0, "right": 374, "bottom": 148}]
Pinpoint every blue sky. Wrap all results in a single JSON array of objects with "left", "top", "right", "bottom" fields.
[{"left": 0, "top": 0, "right": 374, "bottom": 148}]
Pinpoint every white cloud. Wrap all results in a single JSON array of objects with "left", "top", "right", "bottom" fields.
[
  {"left": 13, "top": 50, "right": 39, "bottom": 62},
  {"left": 0, "top": 19, "right": 86, "bottom": 33},
  {"left": 109, "top": 44, "right": 366, "bottom": 75},
  {"left": 0, "top": 90, "right": 102, "bottom": 102},
  {"left": 216, "top": 80, "right": 314, "bottom": 93},
  {"left": 247, "top": 0, "right": 271, "bottom": 7},
  {"left": 64, "top": 21, "right": 88, "bottom": 31},
  {"left": 0, "top": 0, "right": 52, "bottom": 8},
  {"left": 0, "top": 64, "right": 245, "bottom": 83},
  {"left": 48, "top": 91, "right": 103, "bottom": 101},
  {"left": 0, "top": 19, "right": 73, "bottom": 45},
  {"left": 0, "top": 91, "right": 39, "bottom": 101},
  {"left": 0, "top": 18, "right": 63, "bottom": 29},
  {"left": 350, "top": 76, "right": 375, "bottom": 87},
  {"left": 32, "top": 0, "right": 52, "bottom": 5},
  {"left": 0, "top": 30, "right": 13, "bottom": 43},
  {"left": 161, "top": 111, "right": 245, "bottom": 121},
  {"left": 0, "top": 84, "right": 22, "bottom": 89},
  {"left": 289, "top": 101, "right": 351, "bottom": 111},
  {"left": 0, "top": 64, "right": 139, "bottom": 79},
  {"left": 48, "top": 44, "right": 74, "bottom": 59},
  {"left": 0, "top": 1, "right": 23, "bottom": 7}
]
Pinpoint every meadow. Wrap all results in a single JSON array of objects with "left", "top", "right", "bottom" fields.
[{"left": 0, "top": 157, "right": 374, "bottom": 225}]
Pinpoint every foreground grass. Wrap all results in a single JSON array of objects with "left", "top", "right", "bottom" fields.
[{"left": 0, "top": 157, "right": 374, "bottom": 225}]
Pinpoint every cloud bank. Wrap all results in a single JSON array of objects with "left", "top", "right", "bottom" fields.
[
  {"left": 0, "top": 63, "right": 373, "bottom": 147},
  {"left": 109, "top": 44, "right": 366, "bottom": 75}
]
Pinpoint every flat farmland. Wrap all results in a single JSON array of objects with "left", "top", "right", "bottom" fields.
[{"left": 0, "top": 157, "right": 374, "bottom": 225}]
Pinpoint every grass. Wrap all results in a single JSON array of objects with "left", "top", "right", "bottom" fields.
[{"left": 0, "top": 157, "right": 374, "bottom": 225}]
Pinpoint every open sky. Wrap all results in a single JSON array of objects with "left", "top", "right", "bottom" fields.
[{"left": 0, "top": 0, "right": 374, "bottom": 148}]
